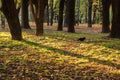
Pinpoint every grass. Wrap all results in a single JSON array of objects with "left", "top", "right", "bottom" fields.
[{"left": 0, "top": 29, "right": 120, "bottom": 80}]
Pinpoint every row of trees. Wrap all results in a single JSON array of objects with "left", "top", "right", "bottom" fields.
[
  {"left": 0, "top": 0, "right": 120, "bottom": 40},
  {"left": 102, "top": 0, "right": 120, "bottom": 38}
]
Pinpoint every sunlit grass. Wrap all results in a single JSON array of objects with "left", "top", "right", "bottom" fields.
[{"left": 0, "top": 29, "right": 120, "bottom": 79}]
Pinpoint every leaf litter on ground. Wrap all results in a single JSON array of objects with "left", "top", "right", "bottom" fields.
[{"left": 0, "top": 29, "right": 120, "bottom": 80}]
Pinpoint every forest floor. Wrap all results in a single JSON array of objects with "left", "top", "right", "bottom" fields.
[
  {"left": 0, "top": 24, "right": 120, "bottom": 80},
  {"left": 30, "top": 23, "right": 102, "bottom": 34}
]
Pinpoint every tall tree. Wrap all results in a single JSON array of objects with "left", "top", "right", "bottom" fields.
[
  {"left": 50, "top": 0, "right": 54, "bottom": 26},
  {"left": 92, "top": 4, "right": 97, "bottom": 24},
  {"left": 1, "top": 0, "right": 22, "bottom": 40},
  {"left": 30, "top": 0, "right": 48, "bottom": 36},
  {"left": 21, "top": 0, "right": 31, "bottom": 29},
  {"left": 45, "top": 3, "right": 49, "bottom": 26},
  {"left": 110, "top": 0, "right": 120, "bottom": 38},
  {"left": 88, "top": 0, "right": 93, "bottom": 28},
  {"left": 101, "top": 0, "right": 111, "bottom": 33},
  {"left": 57, "top": 0, "right": 65, "bottom": 31},
  {"left": 66, "top": 0, "right": 75, "bottom": 33},
  {"left": 76, "top": 0, "right": 81, "bottom": 24},
  {"left": 63, "top": 1, "right": 68, "bottom": 27}
]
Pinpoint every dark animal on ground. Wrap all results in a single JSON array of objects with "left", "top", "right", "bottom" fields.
[{"left": 77, "top": 37, "right": 86, "bottom": 41}]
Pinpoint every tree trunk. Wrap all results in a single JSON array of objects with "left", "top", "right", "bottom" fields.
[
  {"left": 92, "top": 6, "right": 97, "bottom": 24},
  {"left": 110, "top": 0, "right": 120, "bottom": 38},
  {"left": 1, "top": 0, "right": 22, "bottom": 40},
  {"left": 63, "top": 1, "right": 68, "bottom": 27},
  {"left": 46, "top": 4, "right": 49, "bottom": 26},
  {"left": 85, "top": 6, "right": 88, "bottom": 23},
  {"left": 77, "top": 0, "right": 81, "bottom": 24},
  {"left": 66, "top": 0, "right": 75, "bottom": 33},
  {"left": 21, "top": 0, "right": 31, "bottom": 29},
  {"left": 50, "top": 0, "right": 54, "bottom": 26},
  {"left": 88, "top": 0, "right": 92, "bottom": 28},
  {"left": 57, "top": 0, "right": 65, "bottom": 31},
  {"left": 35, "top": 0, "right": 46, "bottom": 36},
  {"left": 30, "top": 0, "right": 47, "bottom": 36},
  {"left": 101, "top": 0, "right": 111, "bottom": 33},
  {"left": 35, "top": 17, "right": 44, "bottom": 36},
  {"left": 1, "top": 14, "right": 5, "bottom": 28}
]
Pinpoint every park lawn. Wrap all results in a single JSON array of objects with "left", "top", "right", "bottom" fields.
[{"left": 0, "top": 29, "right": 120, "bottom": 80}]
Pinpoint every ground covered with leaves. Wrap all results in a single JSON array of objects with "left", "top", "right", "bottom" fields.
[{"left": 0, "top": 28, "right": 120, "bottom": 80}]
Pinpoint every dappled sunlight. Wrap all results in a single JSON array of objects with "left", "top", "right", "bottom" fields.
[
  {"left": 1, "top": 0, "right": 120, "bottom": 79},
  {"left": 0, "top": 29, "right": 120, "bottom": 79}
]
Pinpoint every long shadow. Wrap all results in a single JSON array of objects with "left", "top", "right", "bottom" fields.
[
  {"left": 46, "top": 32, "right": 120, "bottom": 50},
  {"left": 22, "top": 39, "right": 120, "bottom": 70}
]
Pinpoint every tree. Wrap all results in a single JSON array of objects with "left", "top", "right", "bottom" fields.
[
  {"left": 0, "top": 14, "right": 5, "bottom": 28},
  {"left": 30, "top": 0, "right": 48, "bottom": 36},
  {"left": 44, "top": 3, "right": 49, "bottom": 26},
  {"left": 57, "top": 0, "right": 65, "bottom": 31},
  {"left": 21, "top": 0, "right": 31, "bottom": 29},
  {"left": 92, "top": 3, "right": 97, "bottom": 24},
  {"left": 76, "top": 0, "right": 81, "bottom": 24},
  {"left": 85, "top": 2, "right": 88, "bottom": 23},
  {"left": 110, "top": 0, "right": 120, "bottom": 38},
  {"left": 63, "top": 1, "right": 68, "bottom": 27},
  {"left": 66, "top": 0, "right": 75, "bottom": 33},
  {"left": 1, "top": 0, "right": 22, "bottom": 40},
  {"left": 88, "top": 0, "right": 92, "bottom": 28},
  {"left": 50, "top": 0, "right": 54, "bottom": 26},
  {"left": 101, "top": 0, "right": 111, "bottom": 33}
]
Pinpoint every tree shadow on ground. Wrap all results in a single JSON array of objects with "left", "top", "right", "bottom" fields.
[
  {"left": 22, "top": 39, "right": 120, "bottom": 70},
  {"left": 83, "top": 38, "right": 120, "bottom": 51},
  {"left": 44, "top": 30, "right": 120, "bottom": 50}
]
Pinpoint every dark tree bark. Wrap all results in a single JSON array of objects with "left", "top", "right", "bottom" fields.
[
  {"left": 66, "top": 0, "right": 75, "bottom": 33},
  {"left": 50, "top": 0, "right": 54, "bottom": 26},
  {"left": 110, "top": 0, "right": 120, "bottom": 38},
  {"left": 101, "top": 0, "right": 111, "bottom": 33},
  {"left": 57, "top": 0, "right": 65, "bottom": 31},
  {"left": 1, "top": 0, "right": 22, "bottom": 40},
  {"left": 88, "top": 0, "right": 92, "bottom": 28},
  {"left": 36, "top": 0, "right": 46, "bottom": 36},
  {"left": 21, "top": 0, "right": 31, "bottom": 29},
  {"left": 30, "top": 0, "right": 48, "bottom": 36}
]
